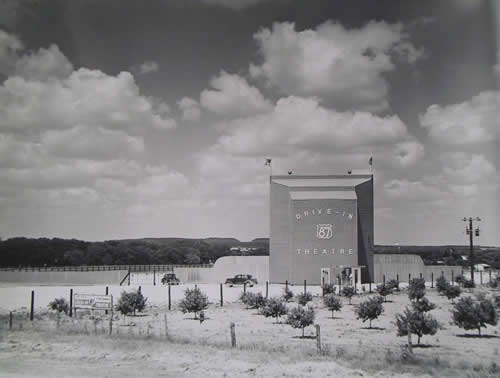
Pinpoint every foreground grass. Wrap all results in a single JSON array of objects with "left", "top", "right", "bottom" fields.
[{"left": 1, "top": 321, "right": 498, "bottom": 378}]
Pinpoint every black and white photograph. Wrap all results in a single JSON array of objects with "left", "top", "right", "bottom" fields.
[{"left": 0, "top": 0, "right": 499, "bottom": 377}]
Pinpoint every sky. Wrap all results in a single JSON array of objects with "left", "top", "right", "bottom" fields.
[{"left": 0, "top": 0, "right": 499, "bottom": 245}]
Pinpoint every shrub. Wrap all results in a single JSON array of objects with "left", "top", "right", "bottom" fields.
[
  {"left": 452, "top": 296, "right": 498, "bottom": 336},
  {"left": 48, "top": 298, "right": 69, "bottom": 314},
  {"left": 355, "top": 296, "right": 384, "bottom": 328},
  {"left": 412, "top": 297, "right": 436, "bottom": 313},
  {"left": 463, "top": 279, "right": 475, "bottom": 289},
  {"left": 282, "top": 286, "right": 294, "bottom": 302},
  {"left": 396, "top": 307, "right": 439, "bottom": 345},
  {"left": 386, "top": 279, "right": 399, "bottom": 291},
  {"left": 116, "top": 289, "right": 147, "bottom": 316},
  {"left": 297, "top": 291, "right": 313, "bottom": 306},
  {"left": 489, "top": 276, "right": 500, "bottom": 289},
  {"left": 287, "top": 305, "right": 315, "bottom": 337},
  {"left": 261, "top": 297, "right": 288, "bottom": 322},
  {"left": 240, "top": 292, "right": 266, "bottom": 309},
  {"left": 436, "top": 276, "right": 449, "bottom": 294},
  {"left": 323, "top": 283, "right": 336, "bottom": 295},
  {"left": 408, "top": 278, "right": 426, "bottom": 301},
  {"left": 178, "top": 287, "right": 208, "bottom": 319},
  {"left": 376, "top": 284, "right": 392, "bottom": 302},
  {"left": 445, "top": 285, "right": 461, "bottom": 302},
  {"left": 455, "top": 274, "right": 465, "bottom": 285},
  {"left": 323, "top": 294, "right": 342, "bottom": 318},
  {"left": 341, "top": 286, "right": 356, "bottom": 305}
]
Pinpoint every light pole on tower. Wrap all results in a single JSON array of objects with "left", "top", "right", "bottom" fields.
[{"left": 462, "top": 217, "right": 481, "bottom": 285}]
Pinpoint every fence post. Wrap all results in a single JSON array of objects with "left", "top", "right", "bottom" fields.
[
  {"left": 431, "top": 272, "right": 434, "bottom": 288},
  {"left": 109, "top": 312, "right": 113, "bottom": 336},
  {"left": 230, "top": 322, "right": 236, "bottom": 348},
  {"left": 369, "top": 281, "right": 371, "bottom": 294},
  {"left": 396, "top": 274, "right": 399, "bottom": 290},
  {"left": 243, "top": 282, "right": 246, "bottom": 294},
  {"left": 315, "top": 324, "right": 321, "bottom": 353},
  {"left": 128, "top": 268, "right": 131, "bottom": 286},
  {"left": 383, "top": 275, "right": 386, "bottom": 286},
  {"left": 266, "top": 281, "right": 269, "bottom": 299},
  {"left": 285, "top": 280, "right": 288, "bottom": 291},
  {"left": 105, "top": 286, "right": 109, "bottom": 315},
  {"left": 153, "top": 270, "right": 156, "bottom": 286},
  {"left": 164, "top": 313, "right": 168, "bottom": 338},
  {"left": 69, "top": 288, "right": 73, "bottom": 317},
  {"left": 408, "top": 273, "right": 411, "bottom": 283},
  {"left": 30, "top": 290, "right": 34, "bottom": 321},
  {"left": 489, "top": 270, "right": 492, "bottom": 284},
  {"left": 168, "top": 284, "right": 171, "bottom": 311},
  {"left": 304, "top": 280, "right": 307, "bottom": 294},
  {"left": 9, "top": 312, "right": 12, "bottom": 330},
  {"left": 419, "top": 272, "right": 422, "bottom": 279},
  {"left": 451, "top": 270, "right": 454, "bottom": 285},
  {"left": 441, "top": 271, "right": 444, "bottom": 277},
  {"left": 220, "top": 283, "right": 223, "bottom": 307},
  {"left": 138, "top": 286, "right": 141, "bottom": 294},
  {"left": 480, "top": 271, "right": 483, "bottom": 285}
]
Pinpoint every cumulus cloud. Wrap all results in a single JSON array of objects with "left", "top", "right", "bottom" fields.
[
  {"left": 177, "top": 96, "right": 201, "bottom": 121},
  {"left": 14, "top": 44, "right": 73, "bottom": 80},
  {"left": 215, "top": 96, "right": 411, "bottom": 156},
  {"left": 420, "top": 91, "right": 500, "bottom": 144},
  {"left": 0, "top": 29, "right": 23, "bottom": 75},
  {"left": 250, "top": 21, "right": 423, "bottom": 111},
  {"left": 384, "top": 179, "right": 446, "bottom": 201},
  {"left": 131, "top": 60, "right": 159, "bottom": 75},
  {"left": 200, "top": 71, "right": 272, "bottom": 117},
  {"left": 201, "top": 0, "right": 268, "bottom": 10},
  {"left": 440, "top": 152, "right": 496, "bottom": 184}
]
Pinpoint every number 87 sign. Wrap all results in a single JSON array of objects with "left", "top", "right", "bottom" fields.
[{"left": 316, "top": 224, "right": 333, "bottom": 239}]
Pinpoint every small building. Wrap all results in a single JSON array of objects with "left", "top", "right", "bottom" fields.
[{"left": 269, "top": 174, "right": 374, "bottom": 285}]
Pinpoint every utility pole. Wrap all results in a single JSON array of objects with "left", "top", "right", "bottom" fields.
[{"left": 462, "top": 217, "right": 481, "bottom": 285}]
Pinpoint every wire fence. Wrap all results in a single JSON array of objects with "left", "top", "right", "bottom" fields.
[{"left": 0, "top": 264, "right": 214, "bottom": 273}]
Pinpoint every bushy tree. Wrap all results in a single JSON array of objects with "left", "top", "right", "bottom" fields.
[
  {"left": 116, "top": 289, "right": 147, "bottom": 316},
  {"left": 287, "top": 306, "right": 315, "bottom": 337},
  {"left": 408, "top": 278, "right": 426, "bottom": 302},
  {"left": 323, "top": 294, "right": 342, "bottom": 318},
  {"left": 436, "top": 276, "right": 449, "bottom": 294},
  {"left": 355, "top": 297, "right": 384, "bottom": 328},
  {"left": 178, "top": 287, "right": 208, "bottom": 319},
  {"left": 376, "top": 284, "right": 392, "bottom": 302},
  {"left": 341, "top": 286, "right": 356, "bottom": 305},
  {"left": 260, "top": 297, "right": 288, "bottom": 322},
  {"left": 489, "top": 276, "right": 500, "bottom": 289},
  {"left": 323, "top": 283, "right": 336, "bottom": 295},
  {"left": 463, "top": 279, "right": 475, "bottom": 289},
  {"left": 445, "top": 285, "right": 461, "bottom": 302},
  {"left": 452, "top": 296, "right": 498, "bottom": 336},
  {"left": 297, "top": 291, "right": 313, "bottom": 306},
  {"left": 386, "top": 279, "right": 399, "bottom": 292},
  {"left": 282, "top": 286, "right": 294, "bottom": 302},
  {"left": 48, "top": 298, "right": 69, "bottom": 314},
  {"left": 455, "top": 274, "right": 465, "bottom": 286},
  {"left": 396, "top": 308, "right": 439, "bottom": 345},
  {"left": 240, "top": 292, "right": 266, "bottom": 309},
  {"left": 412, "top": 297, "right": 436, "bottom": 313}
]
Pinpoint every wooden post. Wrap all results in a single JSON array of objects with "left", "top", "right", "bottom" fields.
[
  {"left": 9, "top": 312, "right": 12, "bottom": 330},
  {"left": 408, "top": 273, "right": 411, "bottom": 283},
  {"left": 480, "top": 271, "right": 483, "bottom": 285},
  {"left": 128, "top": 269, "right": 131, "bottom": 286},
  {"left": 396, "top": 274, "right": 399, "bottom": 289},
  {"left": 266, "top": 281, "right": 269, "bottom": 299},
  {"left": 109, "top": 312, "right": 113, "bottom": 336},
  {"left": 369, "top": 281, "right": 371, "bottom": 294},
  {"left": 419, "top": 272, "right": 422, "bottom": 279},
  {"left": 285, "top": 280, "right": 288, "bottom": 291},
  {"left": 315, "top": 324, "right": 321, "bottom": 353},
  {"left": 441, "top": 271, "right": 444, "bottom": 277},
  {"left": 105, "top": 286, "right": 109, "bottom": 315},
  {"left": 168, "top": 284, "right": 171, "bottom": 311},
  {"left": 322, "top": 277, "right": 325, "bottom": 297},
  {"left": 383, "top": 275, "right": 386, "bottom": 285},
  {"left": 164, "top": 313, "right": 168, "bottom": 338},
  {"left": 30, "top": 290, "right": 34, "bottom": 321},
  {"left": 489, "top": 270, "right": 492, "bottom": 284},
  {"left": 230, "top": 322, "right": 236, "bottom": 348},
  {"left": 138, "top": 286, "right": 141, "bottom": 294},
  {"left": 69, "top": 288, "right": 73, "bottom": 317},
  {"left": 431, "top": 272, "right": 434, "bottom": 288},
  {"left": 451, "top": 270, "right": 454, "bottom": 285},
  {"left": 220, "top": 283, "right": 223, "bottom": 307},
  {"left": 153, "top": 269, "right": 156, "bottom": 286},
  {"left": 243, "top": 282, "right": 246, "bottom": 294},
  {"left": 304, "top": 280, "right": 307, "bottom": 294}
]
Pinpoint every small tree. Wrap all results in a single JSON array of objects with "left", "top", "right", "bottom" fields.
[
  {"left": 323, "top": 283, "right": 336, "bottom": 295},
  {"left": 355, "top": 296, "right": 384, "bottom": 328},
  {"left": 445, "top": 285, "right": 461, "bottom": 302},
  {"left": 287, "top": 305, "right": 315, "bottom": 337},
  {"left": 412, "top": 297, "right": 436, "bottom": 313},
  {"left": 240, "top": 292, "right": 266, "bottom": 309},
  {"left": 436, "top": 276, "right": 449, "bottom": 294},
  {"left": 261, "top": 297, "right": 288, "bottom": 322},
  {"left": 386, "top": 279, "right": 399, "bottom": 292},
  {"left": 376, "top": 284, "right": 392, "bottom": 302},
  {"left": 462, "top": 279, "right": 475, "bottom": 289},
  {"left": 282, "top": 286, "right": 294, "bottom": 302},
  {"left": 452, "top": 296, "right": 498, "bottom": 336},
  {"left": 455, "top": 274, "right": 465, "bottom": 286},
  {"left": 116, "top": 289, "right": 147, "bottom": 316},
  {"left": 396, "top": 308, "right": 439, "bottom": 345},
  {"left": 341, "top": 286, "right": 356, "bottom": 305},
  {"left": 297, "top": 291, "right": 313, "bottom": 306},
  {"left": 48, "top": 298, "right": 69, "bottom": 314},
  {"left": 323, "top": 294, "right": 342, "bottom": 318},
  {"left": 408, "top": 278, "right": 426, "bottom": 302},
  {"left": 178, "top": 287, "right": 208, "bottom": 319}
]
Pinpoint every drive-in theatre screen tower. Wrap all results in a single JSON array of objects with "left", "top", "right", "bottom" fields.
[{"left": 270, "top": 174, "right": 374, "bottom": 285}]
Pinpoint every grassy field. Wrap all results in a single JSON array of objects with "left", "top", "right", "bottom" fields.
[{"left": 1, "top": 284, "right": 499, "bottom": 377}]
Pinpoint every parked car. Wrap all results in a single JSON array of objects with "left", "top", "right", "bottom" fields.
[
  {"left": 161, "top": 273, "right": 180, "bottom": 285},
  {"left": 225, "top": 274, "right": 257, "bottom": 287}
]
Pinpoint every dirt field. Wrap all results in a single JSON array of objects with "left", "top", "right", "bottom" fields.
[{"left": 0, "top": 284, "right": 499, "bottom": 377}]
